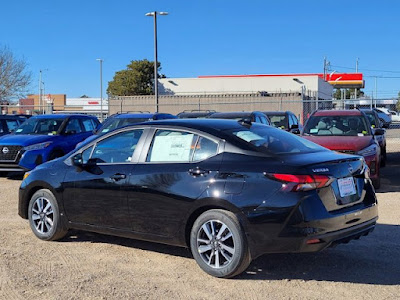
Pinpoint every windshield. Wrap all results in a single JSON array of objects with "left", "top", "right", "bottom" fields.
[
  {"left": 303, "top": 115, "right": 371, "bottom": 136},
  {"left": 267, "top": 115, "right": 288, "bottom": 129},
  {"left": 98, "top": 117, "right": 150, "bottom": 134},
  {"left": 14, "top": 117, "right": 64, "bottom": 135},
  {"left": 225, "top": 125, "right": 327, "bottom": 154}
]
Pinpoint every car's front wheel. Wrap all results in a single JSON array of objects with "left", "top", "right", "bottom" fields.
[
  {"left": 28, "top": 189, "right": 68, "bottom": 241},
  {"left": 190, "top": 209, "right": 251, "bottom": 278}
]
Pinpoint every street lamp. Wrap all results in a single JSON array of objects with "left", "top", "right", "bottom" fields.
[
  {"left": 96, "top": 58, "right": 104, "bottom": 121},
  {"left": 146, "top": 11, "right": 168, "bottom": 112}
]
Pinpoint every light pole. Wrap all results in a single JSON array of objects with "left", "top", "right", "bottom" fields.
[
  {"left": 96, "top": 58, "right": 104, "bottom": 121},
  {"left": 38, "top": 69, "right": 48, "bottom": 114},
  {"left": 146, "top": 11, "right": 168, "bottom": 113}
]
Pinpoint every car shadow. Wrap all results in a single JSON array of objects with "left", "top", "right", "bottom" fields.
[
  {"left": 60, "top": 230, "right": 192, "bottom": 259},
  {"left": 236, "top": 223, "right": 400, "bottom": 284},
  {"left": 378, "top": 152, "right": 400, "bottom": 193},
  {"left": 60, "top": 224, "right": 400, "bottom": 285}
]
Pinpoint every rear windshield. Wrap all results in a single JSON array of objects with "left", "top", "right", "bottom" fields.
[
  {"left": 303, "top": 115, "right": 371, "bottom": 136},
  {"left": 267, "top": 115, "right": 288, "bottom": 129},
  {"left": 224, "top": 125, "right": 326, "bottom": 155},
  {"left": 363, "top": 112, "right": 377, "bottom": 127},
  {"left": 98, "top": 117, "right": 150, "bottom": 134},
  {"left": 14, "top": 117, "right": 64, "bottom": 135}
]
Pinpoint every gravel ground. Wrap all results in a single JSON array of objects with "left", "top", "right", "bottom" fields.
[{"left": 0, "top": 145, "right": 399, "bottom": 299}]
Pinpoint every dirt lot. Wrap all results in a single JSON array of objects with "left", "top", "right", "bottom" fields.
[{"left": 0, "top": 144, "right": 399, "bottom": 299}]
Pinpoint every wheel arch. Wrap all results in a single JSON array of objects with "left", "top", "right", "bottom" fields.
[
  {"left": 20, "top": 181, "right": 58, "bottom": 219},
  {"left": 183, "top": 198, "right": 247, "bottom": 249}
]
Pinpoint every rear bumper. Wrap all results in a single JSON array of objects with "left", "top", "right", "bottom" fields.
[{"left": 245, "top": 200, "right": 378, "bottom": 259}]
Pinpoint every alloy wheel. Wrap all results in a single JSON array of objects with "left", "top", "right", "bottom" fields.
[
  {"left": 196, "top": 220, "right": 235, "bottom": 268},
  {"left": 31, "top": 197, "right": 54, "bottom": 234}
]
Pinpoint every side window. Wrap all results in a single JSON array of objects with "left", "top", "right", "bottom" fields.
[
  {"left": 260, "top": 116, "right": 268, "bottom": 125},
  {"left": 81, "top": 118, "right": 96, "bottom": 132},
  {"left": 288, "top": 115, "right": 295, "bottom": 127},
  {"left": 65, "top": 118, "right": 82, "bottom": 134},
  {"left": 147, "top": 130, "right": 198, "bottom": 162},
  {"left": 193, "top": 136, "right": 218, "bottom": 161},
  {"left": 0, "top": 121, "right": 4, "bottom": 133},
  {"left": 82, "top": 145, "right": 94, "bottom": 164},
  {"left": 255, "top": 116, "right": 262, "bottom": 123},
  {"left": 291, "top": 114, "right": 298, "bottom": 125},
  {"left": 6, "top": 120, "right": 19, "bottom": 132},
  {"left": 91, "top": 129, "right": 143, "bottom": 163}
]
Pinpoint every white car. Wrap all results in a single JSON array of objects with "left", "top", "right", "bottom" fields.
[{"left": 389, "top": 110, "right": 400, "bottom": 122}]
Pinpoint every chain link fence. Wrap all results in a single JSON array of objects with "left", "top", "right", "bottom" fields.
[{"left": 1, "top": 95, "right": 398, "bottom": 154}]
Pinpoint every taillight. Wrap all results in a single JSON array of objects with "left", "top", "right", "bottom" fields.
[{"left": 265, "top": 173, "right": 333, "bottom": 192}]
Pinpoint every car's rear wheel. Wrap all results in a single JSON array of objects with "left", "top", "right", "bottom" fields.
[
  {"left": 190, "top": 209, "right": 251, "bottom": 278},
  {"left": 28, "top": 189, "right": 68, "bottom": 241}
]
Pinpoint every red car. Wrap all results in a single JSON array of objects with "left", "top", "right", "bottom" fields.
[{"left": 301, "top": 110, "right": 384, "bottom": 189}]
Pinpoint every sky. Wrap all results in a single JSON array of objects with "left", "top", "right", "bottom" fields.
[{"left": 1, "top": 0, "right": 400, "bottom": 99}]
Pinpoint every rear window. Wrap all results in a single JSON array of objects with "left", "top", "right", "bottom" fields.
[
  {"left": 303, "top": 115, "right": 371, "bottom": 136},
  {"left": 268, "top": 115, "right": 288, "bottom": 129},
  {"left": 224, "top": 125, "right": 326, "bottom": 155},
  {"left": 99, "top": 117, "right": 149, "bottom": 134}
]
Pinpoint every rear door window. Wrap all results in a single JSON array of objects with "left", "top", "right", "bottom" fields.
[{"left": 81, "top": 118, "right": 96, "bottom": 132}]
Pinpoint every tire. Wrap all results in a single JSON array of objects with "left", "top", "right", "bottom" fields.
[
  {"left": 28, "top": 189, "right": 68, "bottom": 241},
  {"left": 372, "top": 177, "right": 381, "bottom": 190},
  {"left": 190, "top": 209, "right": 251, "bottom": 278},
  {"left": 381, "top": 147, "right": 387, "bottom": 168}
]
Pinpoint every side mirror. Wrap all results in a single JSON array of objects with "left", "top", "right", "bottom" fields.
[
  {"left": 373, "top": 128, "right": 385, "bottom": 136},
  {"left": 290, "top": 128, "right": 300, "bottom": 135},
  {"left": 71, "top": 153, "right": 83, "bottom": 167},
  {"left": 290, "top": 124, "right": 299, "bottom": 130}
]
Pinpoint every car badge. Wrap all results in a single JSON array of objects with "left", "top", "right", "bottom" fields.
[
  {"left": 2, "top": 147, "right": 9, "bottom": 154},
  {"left": 348, "top": 164, "right": 353, "bottom": 173},
  {"left": 312, "top": 168, "right": 329, "bottom": 173}
]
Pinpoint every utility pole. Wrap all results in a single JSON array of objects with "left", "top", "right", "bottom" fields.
[
  {"left": 39, "top": 70, "right": 42, "bottom": 114},
  {"left": 323, "top": 57, "right": 326, "bottom": 81},
  {"left": 96, "top": 58, "right": 103, "bottom": 121},
  {"left": 374, "top": 76, "right": 378, "bottom": 108},
  {"left": 355, "top": 58, "right": 359, "bottom": 102}
]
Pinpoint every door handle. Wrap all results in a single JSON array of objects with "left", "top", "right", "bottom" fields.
[
  {"left": 110, "top": 173, "right": 126, "bottom": 181},
  {"left": 188, "top": 168, "right": 210, "bottom": 176}
]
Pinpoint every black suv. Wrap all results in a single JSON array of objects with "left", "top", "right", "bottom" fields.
[
  {"left": 208, "top": 111, "right": 271, "bottom": 125},
  {"left": 0, "top": 115, "right": 27, "bottom": 136}
]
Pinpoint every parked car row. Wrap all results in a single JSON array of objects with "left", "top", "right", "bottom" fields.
[{"left": 0, "top": 106, "right": 385, "bottom": 277}]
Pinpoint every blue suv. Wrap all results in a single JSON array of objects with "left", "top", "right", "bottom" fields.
[{"left": 0, "top": 114, "right": 99, "bottom": 172}]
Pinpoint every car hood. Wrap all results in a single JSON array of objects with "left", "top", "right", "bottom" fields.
[
  {"left": 0, "top": 134, "right": 57, "bottom": 147},
  {"left": 302, "top": 135, "right": 374, "bottom": 152}
]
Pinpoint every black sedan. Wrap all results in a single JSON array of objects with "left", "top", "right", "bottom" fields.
[{"left": 18, "top": 119, "right": 378, "bottom": 278}]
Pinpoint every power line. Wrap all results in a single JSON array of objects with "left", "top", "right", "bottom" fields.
[{"left": 331, "top": 64, "right": 400, "bottom": 74}]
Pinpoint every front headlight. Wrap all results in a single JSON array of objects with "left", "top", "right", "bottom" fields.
[
  {"left": 357, "top": 144, "right": 377, "bottom": 157},
  {"left": 23, "top": 142, "right": 52, "bottom": 151}
]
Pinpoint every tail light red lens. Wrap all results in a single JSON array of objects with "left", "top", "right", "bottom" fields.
[{"left": 265, "top": 173, "right": 333, "bottom": 192}]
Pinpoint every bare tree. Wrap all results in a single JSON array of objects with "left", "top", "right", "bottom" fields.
[{"left": 0, "top": 46, "right": 32, "bottom": 101}]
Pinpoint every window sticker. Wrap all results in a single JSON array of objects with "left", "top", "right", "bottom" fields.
[
  {"left": 235, "top": 131, "right": 263, "bottom": 142},
  {"left": 150, "top": 134, "right": 194, "bottom": 162},
  {"left": 358, "top": 133, "right": 364, "bottom": 136},
  {"left": 310, "top": 128, "right": 318, "bottom": 133},
  {"left": 16, "top": 129, "right": 23, "bottom": 133},
  {"left": 362, "top": 130, "right": 367, "bottom": 135}
]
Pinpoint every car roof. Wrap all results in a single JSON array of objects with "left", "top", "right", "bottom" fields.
[
  {"left": 263, "top": 111, "right": 289, "bottom": 116},
  {"left": 209, "top": 112, "right": 261, "bottom": 118},
  {"left": 0, "top": 115, "right": 26, "bottom": 119},
  {"left": 312, "top": 110, "right": 363, "bottom": 117},
  {"left": 31, "top": 114, "right": 94, "bottom": 119},
  {"left": 133, "top": 118, "right": 256, "bottom": 133}
]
